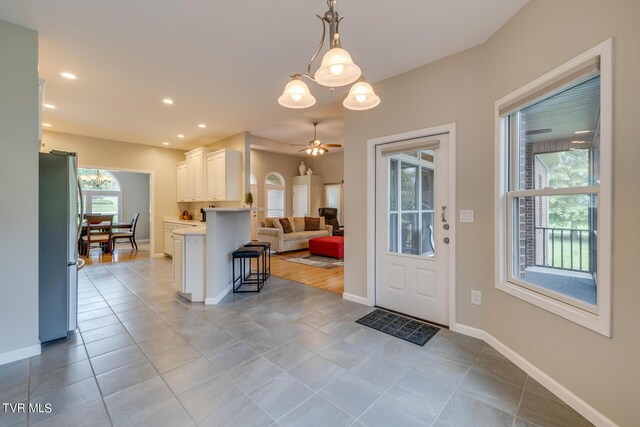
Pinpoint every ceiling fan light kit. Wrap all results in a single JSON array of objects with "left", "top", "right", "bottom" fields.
[
  {"left": 278, "top": 0, "right": 380, "bottom": 111},
  {"left": 299, "top": 121, "right": 341, "bottom": 156}
]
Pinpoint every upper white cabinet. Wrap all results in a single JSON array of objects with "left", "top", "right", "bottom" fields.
[
  {"left": 205, "top": 149, "right": 242, "bottom": 201},
  {"left": 176, "top": 161, "right": 187, "bottom": 202},
  {"left": 184, "top": 147, "right": 211, "bottom": 201}
]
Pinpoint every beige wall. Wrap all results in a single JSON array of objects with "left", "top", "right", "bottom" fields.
[
  {"left": 41, "top": 131, "right": 186, "bottom": 255},
  {"left": 310, "top": 151, "right": 344, "bottom": 185},
  {"left": 343, "top": 0, "right": 640, "bottom": 424},
  {"left": 249, "top": 149, "right": 301, "bottom": 222},
  {"left": 111, "top": 171, "right": 151, "bottom": 240},
  {"left": 0, "top": 20, "right": 40, "bottom": 360}
]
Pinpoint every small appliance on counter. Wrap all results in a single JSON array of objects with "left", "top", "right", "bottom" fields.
[{"left": 201, "top": 205, "right": 215, "bottom": 222}]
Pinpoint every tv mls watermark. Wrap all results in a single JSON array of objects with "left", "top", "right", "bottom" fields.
[{"left": 2, "top": 402, "right": 53, "bottom": 414}]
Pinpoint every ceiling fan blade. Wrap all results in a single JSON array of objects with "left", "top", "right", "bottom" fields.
[
  {"left": 325, "top": 144, "right": 342, "bottom": 148},
  {"left": 298, "top": 148, "right": 309, "bottom": 152}
]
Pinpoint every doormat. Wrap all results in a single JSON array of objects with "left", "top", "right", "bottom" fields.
[
  {"left": 284, "top": 254, "right": 344, "bottom": 269},
  {"left": 356, "top": 309, "right": 440, "bottom": 346}
]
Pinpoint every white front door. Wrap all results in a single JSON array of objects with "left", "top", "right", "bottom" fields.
[
  {"left": 375, "top": 134, "right": 451, "bottom": 325},
  {"left": 292, "top": 184, "right": 308, "bottom": 217}
]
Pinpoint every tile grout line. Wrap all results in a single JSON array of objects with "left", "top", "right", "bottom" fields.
[{"left": 512, "top": 375, "right": 530, "bottom": 427}]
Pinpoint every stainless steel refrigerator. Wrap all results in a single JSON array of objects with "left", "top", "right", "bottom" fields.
[{"left": 39, "top": 151, "right": 84, "bottom": 343}]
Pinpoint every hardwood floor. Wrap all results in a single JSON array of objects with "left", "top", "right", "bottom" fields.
[
  {"left": 81, "top": 241, "right": 150, "bottom": 265},
  {"left": 270, "top": 250, "right": 344, "bottom": 295},
  {"left": 81, "top": 243, "right": 344, "bottom": 295}
]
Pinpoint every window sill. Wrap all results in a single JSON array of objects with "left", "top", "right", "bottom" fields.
[{"left": 496, "top": 280, "right": 611, "bottom": 337}]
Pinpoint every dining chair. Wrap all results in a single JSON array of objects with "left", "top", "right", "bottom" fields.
[
  {"left": 82, "top": 214, "right": 114, "bottom": 256},
  {"left": 112, "top": 212, "right": 140, "bottom": 250}
]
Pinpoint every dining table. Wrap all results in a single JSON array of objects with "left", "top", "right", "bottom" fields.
[{"left": 79, "top": 219, "right": 132, "bottom": 254}]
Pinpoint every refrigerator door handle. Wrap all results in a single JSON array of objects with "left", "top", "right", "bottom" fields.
[{"left": 76, "top": 179, "right": 84, "bottom": 257}]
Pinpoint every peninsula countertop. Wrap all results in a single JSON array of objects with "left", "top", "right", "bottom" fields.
[{"left": 171, "top": 225, "right": 206, "bottom": 236}]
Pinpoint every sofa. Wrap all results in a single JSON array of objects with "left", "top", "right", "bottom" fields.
[{"left": 257, "top": 217, "right": 333, "bottom": 253}]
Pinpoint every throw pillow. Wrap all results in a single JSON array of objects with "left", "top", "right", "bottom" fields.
[
  {"left": 264, "top": 218, "right": 276, "bottom": 228},
  {"left": 279, "top": 217, "right": 294, "bottom": 234},
  {"left": 273, "top": 219, "right": 283, "bottom": 231},
  {"left": 293, "top": 217, "right": 305, "bottom": 232},
  {"left": 304, "top": 217, "right": 321, "bottom": 231}
]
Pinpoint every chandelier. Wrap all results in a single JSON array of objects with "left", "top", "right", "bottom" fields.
[
  {"left": 79, "top": 169, "right": 113, "bottom": 187},
  {"left": 278, "top": 0, "right": 380, "bottom": 111}
]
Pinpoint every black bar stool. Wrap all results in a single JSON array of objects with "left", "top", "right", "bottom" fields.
[
  {"left": 244, "top": 241, "right": 271, "bottom": 279},
  {"left": 232, "top": 246, "right": 266, "bottom": 293}
]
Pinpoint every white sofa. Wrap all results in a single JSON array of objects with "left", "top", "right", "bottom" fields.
[{"left": 257, "top": 217, "right": 333, "bottom": 253}]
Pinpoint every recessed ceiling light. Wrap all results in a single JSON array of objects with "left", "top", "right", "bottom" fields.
[
  {"left": 571, "top": 140, "right": 587, "bottom": 144},
  {"left": 162, "top": 98, "right": 174, "bottom": 105},
  {"left": 574, "top": 130, "right": 592, "bottom": 134},
  {"left": 198, "top": 123, "right": 206, "bottom": 128},
  {"left": 42, "top": 123, "right": 52, "bottom": 127},
  {"left": 177, "top": 134, "right": 185, "bottom": 138},
  {"left": 43, "top": 103, "right": 57, "bottom": 109},
  {"left": 162, "top": 142, "right": 170, "bottom": 146},
  {"left": 60, "top": 72, "right": 78, "bottom": 80}
]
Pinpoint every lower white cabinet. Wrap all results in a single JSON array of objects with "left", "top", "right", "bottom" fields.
[
  {"left": 163, "top": 221, "right": 200, "bottom": 256},
  {"left": 172, "top": 230, "right": 206, "bottom": 302}
]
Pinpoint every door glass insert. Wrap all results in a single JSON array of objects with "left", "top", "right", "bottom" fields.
[{"left": 388, "top": 149, "right": 436, "bottom": 256}]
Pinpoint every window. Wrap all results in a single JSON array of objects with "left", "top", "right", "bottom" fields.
[
  {"left": 79, "top": 169, "right": 122, "bottom": 222},
  {"left": 265, "top": 172, "right": 285, "bottom": 218},
  {"left": 387, "top": 150, "right": 436, "bottom": 256},
  {"left": 495, "top": 40, "right": 612, "bottom": 336}
]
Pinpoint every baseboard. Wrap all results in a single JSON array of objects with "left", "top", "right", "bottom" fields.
[
  {"left": 152, "top": 253, "right": 167, "bottom": 258},
  {"left": 137, "top": 239, "right": 150, "bottom": 243},
  {"left": 342, "top": 292, "right": 371, "bottom": 306},
  {"left": 205, "top": 285, "right": 232, "bottom": 305},
  {"left": 453, "top": 323, "right": 617, "bottom": 427},
  {"left": 0, "top": 344, "right": 41, "bottom": 366}
]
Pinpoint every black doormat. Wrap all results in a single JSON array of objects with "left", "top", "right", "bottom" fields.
[{"left": 356, "top": 309, "right": 440, "bottom": 346}]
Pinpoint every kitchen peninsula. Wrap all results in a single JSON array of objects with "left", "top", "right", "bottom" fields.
[
  {"left": 204, "top": 207, "right": 251, "bottom": 304},
  {"left": 170, "top": 208, "right": 252, "bottom": 304}
]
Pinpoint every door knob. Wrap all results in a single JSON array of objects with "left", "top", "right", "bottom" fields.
[{"left": 443, "top": 237, "right": 450, "bottom": 244}]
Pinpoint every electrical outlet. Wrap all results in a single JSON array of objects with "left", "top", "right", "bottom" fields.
[{"left": 471, "top": 290, "right": 482, "bottom": 305}]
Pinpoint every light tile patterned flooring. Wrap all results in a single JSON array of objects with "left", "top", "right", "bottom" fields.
[{"left": 0, "top": 258, "right": 592, "bottom": 426}]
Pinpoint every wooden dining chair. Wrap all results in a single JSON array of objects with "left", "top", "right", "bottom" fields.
[
  {"left": 82, "top": 214, "right": 114, "bottom": 256},
  {"left": 112, "top": 213, "right": 140, "bottom": 250}
]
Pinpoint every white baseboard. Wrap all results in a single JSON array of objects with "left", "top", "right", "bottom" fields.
[
  {"left": 0, "top": 344, "right": 41, "bottom": 366},
  {"left": 205, "top": 285, "right": 232, "bottom": 305},
  {"left": 152, "top": 253, "right": 167, "bottom": 258},
  {"left": 137, "top": 238, "right": 150, "bottom": 243},
  {"left": 453, "top": 323, "right": 617, "bottom": 427},
  {"left": 342, "top": 292, "right": 371, "bottom": 306}
]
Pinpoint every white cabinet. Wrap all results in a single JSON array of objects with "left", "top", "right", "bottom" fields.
[
  {"left": 163, "top": 221, "right": 199, "bottom": 256},
  {"left": 292, "top": 175, "right": 323, "bottom": 217},
  {"left": 205, "top": 149, "right": 242, "bottom": 201},
  {"left": 185, "top": 148, "right": 210, "bottom": 201},
  {"left": 172, "top": 229, "right": 206, "bottom": 302},
  {"left": 176, "top": 161, "right": 187, "bottom": 202}
]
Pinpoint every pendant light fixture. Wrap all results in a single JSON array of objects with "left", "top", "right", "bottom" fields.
[{"left": 278, "top": 0, "right": 380, "bottom": 111}]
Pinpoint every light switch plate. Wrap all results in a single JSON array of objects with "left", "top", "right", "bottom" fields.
[
  {"left": 459, "top": 210, "right": 474, "bottom": 223},
  {"left": 471, "top": 290, "right": 482, "bottom": 305}
]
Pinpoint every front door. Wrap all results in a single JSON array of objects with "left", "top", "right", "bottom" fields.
[{"left": 375, "top": 134, "right": 451, "bottom": 325}]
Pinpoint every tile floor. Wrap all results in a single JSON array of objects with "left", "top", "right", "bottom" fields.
[{"left": 0, "top": 258, "right": 592, "bottom": 426}]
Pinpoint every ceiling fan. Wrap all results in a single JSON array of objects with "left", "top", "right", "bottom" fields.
[{"left": 298, "top": 122, "right": 342, "bottom": 156}]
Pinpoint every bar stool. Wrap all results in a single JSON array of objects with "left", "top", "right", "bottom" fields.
[
  {"left": 244, "top": 241, "right": 271, "bottom": 279},
  {"left": 232, "top": 246, "right": 266, "bottom": 293}
]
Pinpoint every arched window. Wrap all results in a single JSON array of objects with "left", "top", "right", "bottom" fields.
[
  {"left": 249, "top": 172, "right": 257, "bottom": 185},
  {"left": 79, "top": 168, "right": 122, "bottom": 222},
  {"left": 265, "top": 172, "right": 285, "bottom": 218}
]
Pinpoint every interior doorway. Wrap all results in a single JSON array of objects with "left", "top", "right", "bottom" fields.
[{"left": 324, "top": 183, "right": 343, "bottom": 225}]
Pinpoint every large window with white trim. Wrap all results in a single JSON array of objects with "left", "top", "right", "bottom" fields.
[
  {"left": 79, "top": 168, "right": 122, "bottom": 222},
  {"left": 496, "top": 40, "right": 612, "bottom": 336},
  {"left": 265, "top": 172, "right": 285, "bottom": 218}
]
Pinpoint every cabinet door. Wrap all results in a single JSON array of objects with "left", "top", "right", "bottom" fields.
[
  {"left": 205, "top": 154, "right": 216, "bottom": 200},
  {"left": 186, "top": 155, "right": 197, "bottom": 201},
  {"left": 163, "top": 228, "right": 174, "bottom": 256},
  {"left": 176, "top": 163, "right": 187, "bottom": 202},
  {"left": 193, "top": 152, "right": 204, "bottom": 200},
  {"left": 292, "top": 184, "right": 309, "bottom": 217},
  {"left": 215, "top": 154, "right": 223, "bottom": 200},
  {"left": 173, "top": 235, "right": 184, "bottom": 291}
]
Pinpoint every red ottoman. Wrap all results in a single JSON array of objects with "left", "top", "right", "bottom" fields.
[{"left": 309, "top": 236, "right": 344, "bottom": 259}]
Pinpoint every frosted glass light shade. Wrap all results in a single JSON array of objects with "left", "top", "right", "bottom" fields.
[
  {"left": 278, "top": 78, "right": 316, "bottom": 109},
  {"left": 314, "top": 47, "right": 361, "bottom": 87},
  {"left": 343, "top": 81, "right": 380, "bottom": 110}
]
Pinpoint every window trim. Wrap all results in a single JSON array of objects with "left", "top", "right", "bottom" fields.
[
  {"left": 494, "top": 39, "right": 612, "bottom": 337},
  {"left": 265, "top": 171, "right": 285, "bottom": 218}
]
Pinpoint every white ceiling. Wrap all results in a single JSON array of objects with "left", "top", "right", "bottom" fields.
[{"left": 0, "top": 0, "right": 528, "bottom": 151}]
